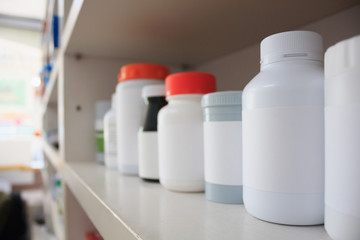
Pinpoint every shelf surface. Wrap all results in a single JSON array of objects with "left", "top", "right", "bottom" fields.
[
  {"left": 65, "top": 0, "right": 359, "bottom": 65},
  {"left": 42, "top": 139, "right": 62, "bottom": 171},
  {"left": 64, "top": 162, "right": 331, "bottom": 240}
]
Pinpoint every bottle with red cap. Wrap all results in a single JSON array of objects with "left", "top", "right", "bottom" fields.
[
  {"left": 158, "top": 72, "right": 216, "bottom": 192},
  {"left": 116, "top": 63, "right": 169, "bottom": 175}
]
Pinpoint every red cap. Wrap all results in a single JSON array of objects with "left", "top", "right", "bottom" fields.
[
  {"left": 165, "top": 72, "right": 216, "bottom": 97},
  {"left": 118, "top": 63, "right": 169, "bottom": 82}
]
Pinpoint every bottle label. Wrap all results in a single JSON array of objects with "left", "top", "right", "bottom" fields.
[
  {"left": 204, "top": 121, "right": 242, "bottom": 185},
  {"left": 95, "top": 130, "right": 104, "bottom": 153},
  {"left": 105, "top": 119, "right": 117, "bottom": 155},
  {"left": 158, "top": 122, "right": 204, "bottom": 181},
  {"left": 243, "top": 106, "right": 324, "bottom": 193},
  {"left": 138, "top": 131, "right": 159, "bottom": 178},
  {"left": 325, "top": 104, "right": 360, "bottom": 216}
]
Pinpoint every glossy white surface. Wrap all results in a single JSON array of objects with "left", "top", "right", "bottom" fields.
[{"left": 64, "top": 162, "right": 331, "bottom": 240}]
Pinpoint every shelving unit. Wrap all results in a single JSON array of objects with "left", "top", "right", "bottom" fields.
[
  {"left": 50, "top": 198, "right": 65, "bottom": 240},
  {"left": 40, "top": 0, "right": 360, "bottom": 239},
  {"left": 41, "top": 60, "right": 59, "bottom": 117},
  {"left": 42, "top": 139, "right": 62, "bottom": 171}
]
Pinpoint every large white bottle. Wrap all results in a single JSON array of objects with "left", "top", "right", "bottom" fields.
[
  {"left": 243, "top": 31, "right": 325, "bottom": 225},
  {"left": 325, "top": 35, "right": 360, "bottom": 240}
]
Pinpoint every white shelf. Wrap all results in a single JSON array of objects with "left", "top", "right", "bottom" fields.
[
  {"left": 42, "top": 139, "right": 63, "bottom": 171},
  {"left": 50, "top": 199, "right": 65, "bottom": 240},
  {"left": 64, "top": 162, "right": 331, "bottom": 240},
  {"left": 43, "top": 0, "right": 360, "bottom": 238},
  {"left": 65, "top": 0, "right": 358, "bottom": 65}
]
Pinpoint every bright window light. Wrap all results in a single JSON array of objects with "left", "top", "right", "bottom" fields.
[{"left": 0, "top": 0, "right": 46, "bottom": 20}]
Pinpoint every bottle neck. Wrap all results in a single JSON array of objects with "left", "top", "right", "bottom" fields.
[
  {"left": 167, "top": 94, "right": 203, "bottom": 103},
  {"left": 261, "top": 57, "right": 323, "bottom": 71},
  {"left": 261, "top": 52, "right": 323, "bottom": 70}
]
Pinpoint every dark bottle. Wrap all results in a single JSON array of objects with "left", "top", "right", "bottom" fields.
[{"left": 143, "top": 97, "right": 167, "bottom": 131}]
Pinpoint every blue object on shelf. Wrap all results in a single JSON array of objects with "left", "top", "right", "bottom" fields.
[
  {"left": 42, "top": 64, "right": 53, "bottom": 86},
  {"left": 52, "top": 15, "right": 59, "bottom": 48}
]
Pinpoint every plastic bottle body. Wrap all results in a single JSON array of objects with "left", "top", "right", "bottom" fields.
[
  {"left": 158, "top": 94, "right": 205, "bottom": 192},
  {"left": 138, "top": 92, "right": 167, "bottom": 181},
  {"left": 104, "top": 108, "right": 117, "bottom": 169},
  {"left": 243, "top": 60, "right": 325, "bottom": 225},
  {"left": 325, "top": 35, "right": 360, "bottom": 240},
  {"left": 202, "top": 91, "right": 243, "bottom": 204},
  {"left": 116, "top": 79, "right": 164, "bottom": 174}
]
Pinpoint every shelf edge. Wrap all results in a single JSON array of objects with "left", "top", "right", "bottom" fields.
[
  {"left": 63, "top": 163, "right": 141, "bottom": 240},
  {"left": 61, "top": 0, "right": 83, "bottom": 54},
  {"left": 42, "top": 139, "right": 63, "bottom": 171}
]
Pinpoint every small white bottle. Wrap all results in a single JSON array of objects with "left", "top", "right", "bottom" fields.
[
  {"left": 104, "top": 94, "right": 117, "bottom": 169},
  {"left": 158, "top": 72, "right": 216, "bottom": 192},
  {"left": 243, "top": 31, "right": 325, "bottom": 225},
  {"left": 116, "top": 63, "right": 169, "bottom": 175},
  {"left": 202, "top": 91, "right": 243, "bottom": 204},
  {"left": 138, "top": 84, "right": 167, "bottom": 181},
  {"left": 325, "top": 35, "right": 360, "bottom": 240},
  {"left": 95, "top": 100, "right": 111, "bottom": 164}
]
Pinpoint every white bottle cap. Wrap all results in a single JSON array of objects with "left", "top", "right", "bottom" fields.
[
  {"left": 261, "top": 31, "right": 323, "bottom": 66},
  {"left": 142, "top": 84, "right": 165, "bottom": 98},
  {"left": 325, "top": 35, "right": 360, "bottom": 78}
]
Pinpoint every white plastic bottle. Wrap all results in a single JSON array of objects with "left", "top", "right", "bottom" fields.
[
  {"left": 138, "top": 84, "right": 167, "bottom": 181},
  {"left": 325, "top": 35, "right": 360, "bottom": 240},
  {"left": 158, "top": 72, "right": 216, "bottom": 192},
  {"left": 104, "top": 94, "right": 117, "bottom": 169},
  {"left": 243, "top": 31, "right": 325, "bottom": 225},
  {"left": 116, "top": 63, "right": 169, "bottom": 175},
  {"left": 202, "top": 91, "right": 243, "bottom": 204},
  {"left": 95, "top": 100, "right": 111, "bottom": 164}
]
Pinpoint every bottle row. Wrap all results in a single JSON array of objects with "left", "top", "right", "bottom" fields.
[{"left": 94, "top": 31, "right": 360, "bottom": 240}]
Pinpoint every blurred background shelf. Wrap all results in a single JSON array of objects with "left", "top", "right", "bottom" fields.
[
  {"left": 42, "top": 138, "right": 62, "bottom": 171},
  {"left": 41, "top": 59, "right": 59, "bottom": 117},
  {"left": 50, "top": 198, "right": 65, "bottom": 240}
]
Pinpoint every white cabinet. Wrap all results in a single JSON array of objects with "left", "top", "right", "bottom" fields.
[{"left": 41, "top": 0, "right": 360, "bottom": 239}]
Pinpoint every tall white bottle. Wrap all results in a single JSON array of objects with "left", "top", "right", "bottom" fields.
[
  {"left": 243, "top": 31, "right": 325, "bottom": 225},
  {"left": 325, "top": 35, "right": 360, "bottom": 240},
  {"left": 116, "top": 63, "right": 169, "bottom": 175}
]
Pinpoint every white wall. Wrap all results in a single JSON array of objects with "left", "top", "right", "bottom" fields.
[{"left": 196, "top": 4, "right": 360, "bottom": 91}]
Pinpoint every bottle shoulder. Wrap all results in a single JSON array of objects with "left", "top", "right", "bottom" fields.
[
  {"left": 116, "top": 79, "right": 164, "bottom": 90},
  {"left": 243, "top": 62, "right": 324, "bottom": 109},
  {"left": 158, "top": 101, "right": 203, "bottom": 124}
]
